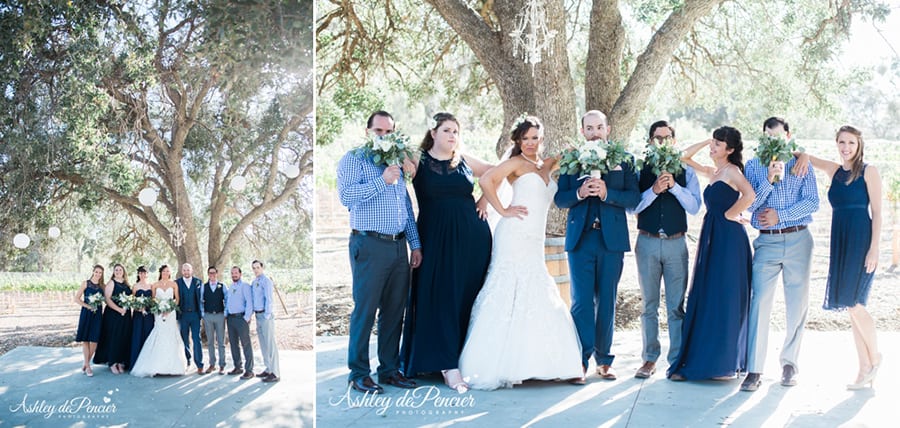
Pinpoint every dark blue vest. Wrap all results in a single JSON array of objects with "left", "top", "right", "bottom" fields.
[
  {"left": 637, "top": 164, "right": 688, "bottom": 235},
  {"left": 203, "top": 282, "right": 225, "bottom": 313}
]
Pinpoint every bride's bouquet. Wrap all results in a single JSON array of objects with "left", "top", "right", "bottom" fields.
[
  {"left": 150, "top": 297, "right": 179, "bottom": 321},
  {"left": 637, "top": 139, "right": 684, "bottom": 175},
  {"left": 558, "top": 139, "right": 632, "bottom": 178},
  {"left": 86, "top": 293, "right": 105, "bottom": 312},
  {"left": 755, "top": 135, "right": 803, "bottom": 183}
]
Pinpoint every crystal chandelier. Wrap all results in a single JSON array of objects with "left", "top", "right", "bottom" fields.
[
  {"left": 509, "top": 0, "right": 557, "bottom": 71},
  {"left": 171, "top": 216, "right": 186, "bottom": 248}
]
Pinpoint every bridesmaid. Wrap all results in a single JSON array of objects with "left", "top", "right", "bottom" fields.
[
  {"left": 668, "top": 127, "right": 755, "bottom": 381},
  {"left": 400, "top": 112, "right": 493, "bottom": 391},
  {"left": 74, "top": 265, "right": 105, "bottom": 376},
  {"left": 129, "top": 266, "right": 154, "bottom": 370},
  {"left": 795, "top": 125, "right": 883, "bottom": 389},
  {"left": 93, "top": 263, "right": 133, "bottom": 374}
]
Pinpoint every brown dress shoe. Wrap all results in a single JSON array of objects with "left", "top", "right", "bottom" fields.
[
  {"left": 228, "top": 368, "right": 243, "bottom": 375},
  {"left": 634, "top": 361, "right": 656, "bottom": 379},
  {"left": 205, "top": 366, "right": 215, "bottom": 374},
  {"left": 597, "top": 365, "right": 617, "bottom": 380},
  {"left": 240, "top": 371, "right": 254, "bottom": 380},
  {"left": 350, "top": 376, "right": 384, "bottom": 394},
  {"left": 256, "top": 371, "right": 271, "bottom": 378},
  {"left": 781, "top": 365, "right": 797, "bottom": 386},
  {"left": 197, "top": 367, "right": 205, "bottom": 375},
  {"left": 379, "top": 373, "right": 417, "bottom": 389}
]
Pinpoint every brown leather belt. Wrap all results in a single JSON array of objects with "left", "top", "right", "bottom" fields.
[
  {"left": 758, "top": 225, "right": 807, "bottom": 235},
  {"left": 638, "top": 230, "right": 685, "bottom": 240}
]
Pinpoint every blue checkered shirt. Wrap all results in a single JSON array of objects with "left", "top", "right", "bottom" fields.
[
  {"left": 337, "top": 150, "right": 421, "bottom": 250},
  {"left": 744, "top": 157, "right": 819, "bottom": 230}
]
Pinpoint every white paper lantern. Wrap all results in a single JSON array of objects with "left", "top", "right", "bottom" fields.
[
  {"left": 230, "top": 176, "right": 247, "bottom": 192},
  {"left": 13, "top": 233, "right": 31, "bottom": 249},
  {"left": 138, "top": 188, "right": 158, "bottom": 206},
  {"left": 48, "top": 227, "right": 61, "bottom": 239},
  {"left": 283, "top": 164, "right": 301, "bottom": 179}
]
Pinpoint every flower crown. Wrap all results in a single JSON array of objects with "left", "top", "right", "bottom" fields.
[{"left": 509, "top": 112, "right": 530, "bottom": 134}]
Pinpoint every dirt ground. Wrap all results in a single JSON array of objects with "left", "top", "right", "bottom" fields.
[
  {"left": 0, "top": 290, "right": 313, "bottom": 357},
  {"left": 315, "top": 188, "right": 900, "bottom": 337}
]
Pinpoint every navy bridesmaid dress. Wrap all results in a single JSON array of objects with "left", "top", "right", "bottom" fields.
[
  {"left": 75, "top": 281, "right": 103, "bottom": 343},
  {"left": 129, "top": 288, "right": 155, "bottom": 369},
  {"left": 668, "top": 181, "right": 751, "bottom": 379},
  {"left": 93, "top": 281, "right": 133, "bottom": 367},
  {"left": 823, "top": 166, "right": 874, "bottom": 310},
  {"left": 400, "top": 152, "right": 492, "bottom": 376}
]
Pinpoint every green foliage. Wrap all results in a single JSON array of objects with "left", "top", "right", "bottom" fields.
[
  {"left": 755, "top": 135, "right": 804, "bottom": 183},
  {"left": 558, "top": 140, "right": 633, "bottom": 176},
  {"left": 637, "top": 140, "right": 685, "bottom": 175}
]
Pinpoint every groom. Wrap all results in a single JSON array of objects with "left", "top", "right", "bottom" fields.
[
  {"left": 555, "top": 110, "right": 640, "bottom": 382},
  {"left": 177, "top": 263, "right": 205, "bottom": 374}
]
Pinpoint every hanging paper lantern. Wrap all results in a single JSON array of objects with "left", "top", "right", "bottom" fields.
[
  {"left": 13, "top": 233, "right": 31, "bottom": 249},
  {"left": 138, "top": 188, "right": 158, "bottom": 206},
  {"left": 230, "top": 176, "right": 247, "bottom": 192},
  {"left": 48, "top": 227, "right": 61, "bottom": 239},
  {"left": 283, "top": 164, "right": 301, "bottom": 179}
]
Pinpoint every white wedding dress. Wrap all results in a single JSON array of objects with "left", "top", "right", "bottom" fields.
[
  {"left": 459, "top": 173, "right": 583, "bottom": 390},
  {"left": 131, "top": 287, "right": 187, "bottom": 377}
]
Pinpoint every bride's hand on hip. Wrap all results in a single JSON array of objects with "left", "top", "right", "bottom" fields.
[{"left": 502, "top": 205, "right": 528, "bottom": 219}]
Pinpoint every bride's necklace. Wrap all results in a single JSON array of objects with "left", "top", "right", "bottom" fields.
[{"left": 520, "top": 153, "right": 543, "bottom": 170}]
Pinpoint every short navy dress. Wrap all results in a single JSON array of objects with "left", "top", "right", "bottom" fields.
[
  {"left": 75, "top": 281, "right": 103, "bottom": 342},
  {"left": 823, "top": 166, "right": 874, "bottom": 310}
]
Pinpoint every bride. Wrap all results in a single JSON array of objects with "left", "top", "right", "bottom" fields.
[
  {"left": 131, "top": 265, "right": 187, "bottom": 377},
  {"left": 458, "top": 116, "right": 583, "bottom": 390}
]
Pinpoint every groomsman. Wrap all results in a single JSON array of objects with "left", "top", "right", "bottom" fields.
[
  {"left": 555, "top": 110, "right": 640, "bottom": 382},
  {"left": 177, "top": 263, "right": 204, "bottom": 374},
  {"left": 226, "top": 266, "right": 255, "bottom": 380},
  {"left": 200, "top": 266, "right": 227, "bottom": 374},
  {"left": 251, "top": 260, "right": 280, "bottom": 383},
  {"left": 630, "top": 121, "right": 701, "bottom": 378},
  {"left": 337, "top": 110, "right": 421, "bottom": 394},
  {"left": 741, "top": 117, "right": 819, "bottom": 391}
]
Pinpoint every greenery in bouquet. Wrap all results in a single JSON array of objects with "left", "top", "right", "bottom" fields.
[
  {"left": 356, "top": 131, "right": 414, "bottom": 166},
  {"left": 114, "top": 293, "right": 135, "bottom": 310},
  {"left": 86, "top": 293, "right": 105, "bottom": 312},
  {"left": 558, "top": 139, "right": 632, "bottom": 177},
  {"left": 150, "top": 297, "right": 180, "bottom": 316},
  {"left": 132, "top": 296, "right": 152, "bottom": 312},
  {"left": 755, "top": 135, "right": 804, "bottom": 183},
  {"left": 637, "top": 139, "right": 684, "bottom": 175}
]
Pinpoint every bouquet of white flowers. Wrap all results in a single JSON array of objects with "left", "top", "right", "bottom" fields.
[
  {"left": 86, "top": 293, "right": 105, "bottom": 312},
  {"left": 558, "top": 139, "right": 632, "bottom": 178},
  {"left": 132, "top": 296, "right": 152, "bottom": 313},
  {"left": 150, "top": 297, "right": 179, "bottom": 320},
  {"left": 114, "top": 293, "right": 135, "bottom": 310},
  {"left": 358, "top": 132, "right": 414, "bottom": 167}
]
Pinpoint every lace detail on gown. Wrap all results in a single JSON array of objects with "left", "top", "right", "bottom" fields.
[
  {"left": 130, "top": 287, "right": 186, "bottom": 377},
  {"left": 459, "top": 173, "right": 583, "bottom": 390}
]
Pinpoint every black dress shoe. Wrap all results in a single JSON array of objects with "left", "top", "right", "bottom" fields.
[
  {"left": 781, "top": 365, "right": 797, "bottom": 386},
  {"left": 740, "top": 372, "right": 761, "bottom": 392},
  {"left": 256, "top": 371, "right": 271, "bottom": 378},
  {"left": 350, "top": 376, "right": 384, "bottom": 394},
  {"left": 240, "top": 371, "right": 254, "bottom": 380},
  {"left": 379, "top": 373, "right": 417, "bottom": 389},
  {"left": 262, "top": 373, "right": 280, "bottom": 383},
  {"left": 228, "top": 368, "right": 243, "bottom": 375}
]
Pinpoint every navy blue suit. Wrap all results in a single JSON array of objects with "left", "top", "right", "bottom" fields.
[
  {"left": 177, "top": 276, "right": 204, "bottom": 368},
  {"left": 554, "top": 161, "right": 640, "bottom": 368}
]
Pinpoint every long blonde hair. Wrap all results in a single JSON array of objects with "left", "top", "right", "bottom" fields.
[{"left": 837, "top": 125, "right": 865, "bottom": 184}]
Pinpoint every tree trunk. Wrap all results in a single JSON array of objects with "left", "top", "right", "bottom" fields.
[
  {"left": 585, "top": 0, "right": 625, "bottom": 114},
  {"left": 608, "top": 0, "right": 724, "bottom": 140}
]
